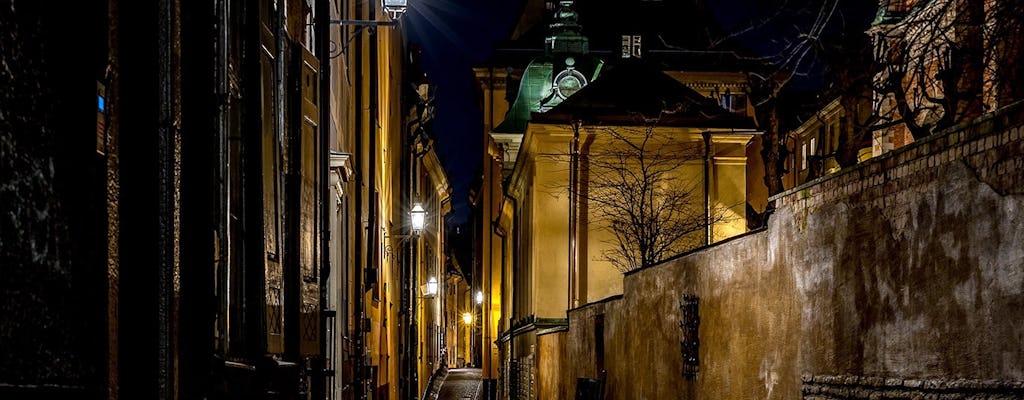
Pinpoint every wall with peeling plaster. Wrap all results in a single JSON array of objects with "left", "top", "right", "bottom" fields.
[{"left": 546, "top": 103, "right": 1024, "bottom": 399}]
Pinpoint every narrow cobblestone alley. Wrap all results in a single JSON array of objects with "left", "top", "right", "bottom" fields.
[{"left": 436, "top": 369, "right": 482, "bottom": 400}]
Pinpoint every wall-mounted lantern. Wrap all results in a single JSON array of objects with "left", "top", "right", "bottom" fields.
[
  {"left": 411, "top": 203, "right": 426, "bottom": 233},
  {"left": 332, "top": 0, "right": 411, "bottom": 27},
  {"left": 425, "top": 277, "right": 438, "bottom": 297},
  {"left": 382, "top": 0, "right": 409, "bottom": 20}
]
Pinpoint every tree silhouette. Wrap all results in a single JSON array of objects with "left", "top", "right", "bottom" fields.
[
  {"left": 870, "top": 0, "right": 1024, "bottom": 139},
  {"left": 557, "top": 117, "right": 731, "bottom": 273}
]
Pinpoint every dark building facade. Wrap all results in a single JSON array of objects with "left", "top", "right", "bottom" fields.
[
  {"left": 2, "top": 0, "right": 332, "bottom": 398},
  {"left": 1, "top": 1, "right": 448, "bottom": 399}
]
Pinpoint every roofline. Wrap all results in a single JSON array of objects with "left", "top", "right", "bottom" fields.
[{"left": 530, "top": 112, "right": 759, "bottom": 130}]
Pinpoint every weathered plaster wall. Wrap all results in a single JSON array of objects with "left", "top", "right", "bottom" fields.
[
  {"left": 552, "top": 104, "right": 1024, "bottom": 399},
  {"left": 537, "top": 331, "right": 568, "bottom": 399}
]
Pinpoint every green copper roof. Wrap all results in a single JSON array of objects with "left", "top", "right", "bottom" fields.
[
  {"left": 493, "top": 59, "right": 554, "bottom": 134},
  {"left": 491, "top": 0, "right": 603, "bottom": 135}
]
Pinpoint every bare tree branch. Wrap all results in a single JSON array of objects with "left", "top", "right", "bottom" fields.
[{"left": 545, "top": 114, "right": 734, "bottom": 273}]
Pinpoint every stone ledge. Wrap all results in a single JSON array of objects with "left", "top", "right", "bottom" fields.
[{"left": 802, "top": 374, "right": 1024, "bottom": 399}]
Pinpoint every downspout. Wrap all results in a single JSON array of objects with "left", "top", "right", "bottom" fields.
[
  {"left": 702, "top": 131, "right": 712, "bottom": 245},
  {"left": 215, "top": 0, "right": 230, "bottom": 356},
  {"left": 489, "top": 66, "right": 494, "bottom": 131},
  {"left": 156, "top": 0, "right": 177, "bottom": 397},
  {"left": 568, "top": 119, "right": 581, "bottom": 309}
]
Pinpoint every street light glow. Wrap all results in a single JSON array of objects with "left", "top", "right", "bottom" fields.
[
  {"left": 462, "top": 312, "right": 473, "bottom": 325},
  {"left": 426, "top": 277, "right": 438, "bottom": 297},
  {"left": 475, "top": 291, "right": 483, "bottom": 304},
  {"left": 411, "top": 203, "right": 426, "bottom": 232}
]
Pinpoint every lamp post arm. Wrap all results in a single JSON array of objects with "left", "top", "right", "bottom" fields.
[{"left": 331, "top": 19, "right": 397, "bottom": 27}]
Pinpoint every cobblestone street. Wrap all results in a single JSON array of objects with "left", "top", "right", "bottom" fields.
[{"left": 436, "top": 369, "right": 481, "bottom": 400}]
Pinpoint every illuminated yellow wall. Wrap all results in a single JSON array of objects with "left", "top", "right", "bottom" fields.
[
  {"left": 511, "top": 125, "right": 572, "bottom": 317},
  {"left": 512, "top": 124, "right": 754, "bottom": 313},
  {"left": 415, "top": 147, "right": 450, "bottom": 396}
]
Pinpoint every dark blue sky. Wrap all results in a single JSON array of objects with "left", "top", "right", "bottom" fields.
[{"left": 403, "top": 0, "right": 524, "bottom": 223}]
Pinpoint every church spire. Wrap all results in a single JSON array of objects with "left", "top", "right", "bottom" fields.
[{"left": 545, "top": 1, "right": 588, "bottom": 54}]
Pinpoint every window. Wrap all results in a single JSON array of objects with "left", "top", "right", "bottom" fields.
[{"left": 718, "top": 92, "right": 747, "bottom": 114}]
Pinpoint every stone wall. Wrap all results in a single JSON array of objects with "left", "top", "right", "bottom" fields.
[
  {"left": 802, "top": 374, "right": 1024, "bottom": 399},
  {"left": 551, "top": 103, "right": 1024, "bottom": 399}
]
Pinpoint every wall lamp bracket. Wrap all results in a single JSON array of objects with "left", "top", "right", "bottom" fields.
[{"left": 330, "top": 20, "right": 398, "bottom": 27}]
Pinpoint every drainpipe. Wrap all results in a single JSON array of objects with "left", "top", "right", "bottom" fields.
[
  {"left": 568, "top": 119, "right": 582, "bottom": 309},
  {"left": 156, "top": 0, "right": 176, "bottom": 397},
  {"left": 702, "top": 131, "right": 712, "bottom": 245},
  {"left": 215, "top": 0, "right": 230, "bottom": 356}
]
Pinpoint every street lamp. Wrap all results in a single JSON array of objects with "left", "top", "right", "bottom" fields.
[
  {"left": 425, "top": 277, "right": 438, "bottom": 297},
  {"left": 411, "top": 203, "right": 426, "bottom": 233},
  {"left": 475, "top": 290, "right": 483, "bottom": 305},
  {"left": 462, "top": 312, "right": 473, "bottom": 325},
  {"left": 383, "top": 204, "right": 427, "bottom": 242},
  {"left": 382, "top": 0, "right": 409, "bottom": 20}
]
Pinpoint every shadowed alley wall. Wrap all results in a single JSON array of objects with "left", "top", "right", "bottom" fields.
[
  {"left": 1, "top": 1, "right": 110, "bottom": 397},
  {"left": 547, "top": 102, "right": 1024, "bottom": 399}
]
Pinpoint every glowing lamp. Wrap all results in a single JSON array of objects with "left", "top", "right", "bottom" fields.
[
  {"left": 382, "top": 0, "right": 408, "bottom": 20},
  {"left": 410, "top": 203, "right": 426, "bottom": 232},
  {"left": 426, "top": 277, "right": 438, "bottom": 297}
]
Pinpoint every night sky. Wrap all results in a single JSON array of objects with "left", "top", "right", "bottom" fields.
[{"left": 403, "top": 0, "right": 524, "bottom": 223}]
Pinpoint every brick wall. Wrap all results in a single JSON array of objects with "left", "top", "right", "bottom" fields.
[{"left": 776, "top": 101, "right": 1024, "bottom": 209}]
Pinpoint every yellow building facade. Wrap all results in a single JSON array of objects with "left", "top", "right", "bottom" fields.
[
  {"left": 326, "top": 0, "right": 410, "bottom": 398},
  {"left": 412, "top": 137, "right": 452, "bottom": 396}
]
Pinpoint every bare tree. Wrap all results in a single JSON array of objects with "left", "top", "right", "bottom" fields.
[
  {"left": 560, "top": 117, "right": 731, "bottom": 273},
  {"left": 871, "top": 0, "right": 981, "bottom": 139},
  {"left": 871, "top": 0, "right": 1024, "bottom": 139}
]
